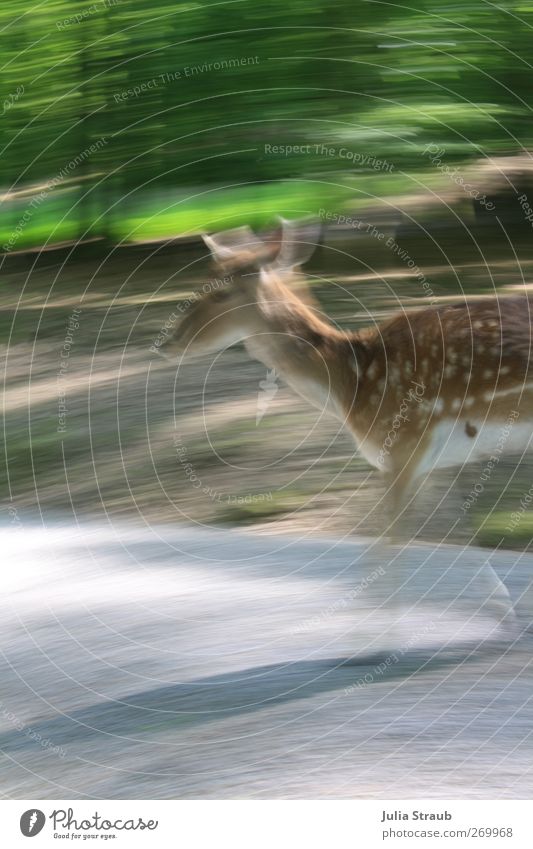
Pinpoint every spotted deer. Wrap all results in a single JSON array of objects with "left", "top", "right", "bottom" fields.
[{"left": 161, "top": 218, "right": 533, "bottom": 636}]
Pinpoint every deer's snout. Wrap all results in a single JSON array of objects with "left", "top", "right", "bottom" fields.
[{"left": 151, "top": 320, "right": 188, "bottom": 360}]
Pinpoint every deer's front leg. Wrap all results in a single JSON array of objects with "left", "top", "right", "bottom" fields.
[{"left": 359, "top": 467, "right": 420, "bottom": 657}]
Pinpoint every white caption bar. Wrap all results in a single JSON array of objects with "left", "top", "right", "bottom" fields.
[{"left": 1, "top": 800, "right": 532, "bottom": 848}]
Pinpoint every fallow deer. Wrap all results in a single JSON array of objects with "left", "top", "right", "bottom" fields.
[{"left": 161, "top": 219, "right": 533, "bottom": 640}]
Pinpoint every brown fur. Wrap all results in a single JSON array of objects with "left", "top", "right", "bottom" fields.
[{"left": 164, "top": 256, "right": 533, "bottom": 535}]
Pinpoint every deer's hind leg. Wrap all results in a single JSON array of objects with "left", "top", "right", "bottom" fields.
[
  {"left": 360, "top": 463, "right": 424, "bottom": 655},
  {"left": 387, "top": 460, "right": 518, "bottom": 644},
  {"left": 369, "top": 461, "right": 517, "bottom": 653}
]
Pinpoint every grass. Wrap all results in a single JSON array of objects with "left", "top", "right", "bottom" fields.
[
  {"left": 474, "top": 511, "right": 533, "bottom": 549},
  {"left": 0, "top": 181, "right": 353, "bottom": 250},
  {"left": 217, "top": 489, "right": 308, "bottom": 525},
  {"left": 3, "top": 420, "right": 62, "bottom": 489},
  {"left": 111, "top": 181, "right": 354, "bottom": 241},
  {"left": 0, "top": 168, "right": 426, "bottom": 251}
]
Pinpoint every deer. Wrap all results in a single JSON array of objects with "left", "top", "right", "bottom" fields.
[{"left": 160, "top": 218, "right": 533, "bottom": 647}]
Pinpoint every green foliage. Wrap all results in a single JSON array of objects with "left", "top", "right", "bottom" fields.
[
  {"left": 474, "top": 511, "right": 533, "bottom": 549},
  {"left": 1, "top": 0, "right": 532, "bottom": 245}
]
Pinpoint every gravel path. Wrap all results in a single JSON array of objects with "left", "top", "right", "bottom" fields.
[{"left": 1, "top": 524, "right": 532, "bottom": 799}]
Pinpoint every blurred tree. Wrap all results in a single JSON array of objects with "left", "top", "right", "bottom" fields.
[{"left": 0, "top": 0, "right": 531, "bottom": 242}]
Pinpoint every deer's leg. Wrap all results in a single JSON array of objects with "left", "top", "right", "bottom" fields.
[
  {"left": 361, "top": 466, "right": 421, "bottom": 655},
  {"left": 468, "top": 561, "right": 517, "bottom": 637},
  {"left": 455, "top": 466, "right": 518, "bottom": 635},
  {"left": 514, "top": 579, "right": 533, "bottom": 634},
  {"left": 359, "top": 460, "right": 517, "bottom": 652},
  {"left": 384, "top": 464, "right": 520, "bottom": 638}
]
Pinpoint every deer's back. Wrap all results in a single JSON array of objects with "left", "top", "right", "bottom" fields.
[{"left": 346, "top": 296, "right": 533, "bottom": 474}]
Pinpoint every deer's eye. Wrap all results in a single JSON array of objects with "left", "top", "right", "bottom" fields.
[{"left": 211, "top": 288, "right": 231, "bottom": 302}]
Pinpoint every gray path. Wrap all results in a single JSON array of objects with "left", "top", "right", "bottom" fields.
[{"left": 0, "top": 524, "right": 532, "bottom": 799}]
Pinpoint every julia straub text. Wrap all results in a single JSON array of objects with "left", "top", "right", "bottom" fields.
[{"left": 381, "top": 809, "right": 452, "bottom": 822}]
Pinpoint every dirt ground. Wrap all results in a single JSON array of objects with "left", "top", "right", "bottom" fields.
[{"left": 2, "top": 237, "right": 533, "bottom": 548}]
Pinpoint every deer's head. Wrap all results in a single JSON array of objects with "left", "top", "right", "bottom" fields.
[{"left": 159, "top": 218, "right": 322, "bottom": 360}]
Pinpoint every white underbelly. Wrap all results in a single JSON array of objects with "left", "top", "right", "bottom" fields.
[{"left": 416, "top": 418, "right": 533, "bottom": 477}]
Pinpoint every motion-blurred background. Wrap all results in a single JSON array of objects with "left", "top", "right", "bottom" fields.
[
  {"left": 3, "top": 0, "right": 533, "bottom": 804},
  {"left": 3, "top": 0, "right": 533, "bottom": 547}
]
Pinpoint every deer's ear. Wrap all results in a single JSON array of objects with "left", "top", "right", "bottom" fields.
[
  {"left": 202, "top": 234, "right": 238, "bottom": 264},
  {"left": 275, "top": 217, "right": 322, "bottom": 270},
  {"left": 202, "top": 226, "right": 269, "bottom": 269}
]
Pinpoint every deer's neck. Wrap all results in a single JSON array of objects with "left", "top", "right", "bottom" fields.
[{"left": 243, "top": 290, "right": 360, "bottom": 419}]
